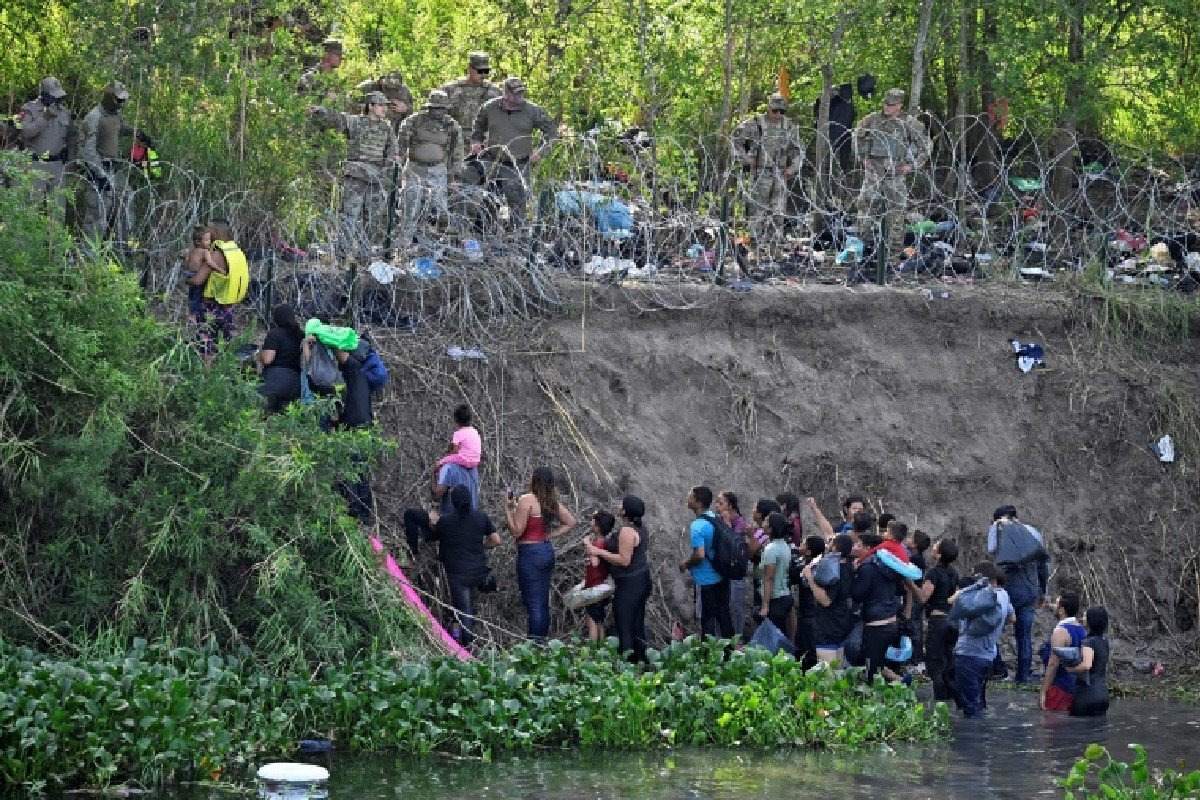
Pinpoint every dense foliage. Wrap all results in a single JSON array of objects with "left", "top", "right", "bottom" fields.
[
  {"left": 1062, "top": 744, "right": 1200, "bottom": 800},
  {"left": 0, "top": 176, "right": 416, "bottom": 667},
  {"left": 0, "top": 637, "right": 948, "bottom": 791},
  {"left": 2, "top": 0, "right": 1197, "bottom": 233}
]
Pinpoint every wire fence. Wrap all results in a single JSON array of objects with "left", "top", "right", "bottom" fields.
[{"left": 16, "top": 111, "right": 1199, "bottom": 651}]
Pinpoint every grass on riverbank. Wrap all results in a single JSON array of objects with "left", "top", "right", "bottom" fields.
[{"left": 0, "top": 637, "right": 947, "bottom": 792}]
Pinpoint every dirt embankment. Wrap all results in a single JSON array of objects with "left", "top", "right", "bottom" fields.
[{"left": 374, "top": 282, "right": 1200, "bottom": 672}]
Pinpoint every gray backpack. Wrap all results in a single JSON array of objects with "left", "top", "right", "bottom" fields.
[
  {"left": 305, "top": 342, "right": 343, "bottom": 394},
  {"left": 994, "top": 520, "right": 1046, "bottom": 568}
]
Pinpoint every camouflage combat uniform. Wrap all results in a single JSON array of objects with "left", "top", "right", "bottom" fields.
[
  {"left": 440, "top": 53, "right": 501, "bottom": 185},
  {"left": 17, "top": 77, "right": 72, "bottom": 204},
  {"left": 356, "top": 73, "right": 414, "bottom": 129},
  {"left": 731, "top": 94, "right": 804, "bottom": 254},
  {"left": 396, "top": 90, "right": 464, "bottom": 245},
  {"left": 79, "top": 82, "right": 137, "bottom": 239},
  {"left": 852, "top": 88, "right": 932, "bottom": 262},
  {"left": 312, "top": 103, "right": 399, "bottom": 250}
]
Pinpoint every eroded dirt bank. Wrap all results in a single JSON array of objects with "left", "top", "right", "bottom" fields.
[{"left": 374, "top": 282, "right": 1200, "bottom": 671}]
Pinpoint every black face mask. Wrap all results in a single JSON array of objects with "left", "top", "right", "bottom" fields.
[{"left": 102, "top": 93, "right": 122, "bottom": 113}]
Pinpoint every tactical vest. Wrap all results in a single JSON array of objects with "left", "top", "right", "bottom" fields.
[
  {"left": 203, "top": 241, "right": 249, "bottom": 305},
  {"left": 96, "top": 112, "right": 124, "bottom": 159},
  {"left": 756, "top": 116, "right": 797, "bottom": 167},
  {"left": 443, "top": 79, "right": 499, "bottom": 132},
  {"left": 347, "top": 116, "right": 392, "bottom": 164},
  {"left": 409, "top": 115, "right": 453, "bottom": 165}
]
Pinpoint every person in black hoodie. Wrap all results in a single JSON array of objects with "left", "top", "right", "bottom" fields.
[
  {"left": 258, "top": 304, "right": 304, "bottom": 412},
  {"left": 813, "top": 83, "right": 856, "bottom": 174},
  {"left": 851, "top": 543, "right": 903, "bottom": 682}
]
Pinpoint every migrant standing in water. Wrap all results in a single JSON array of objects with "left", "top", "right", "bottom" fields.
[
  {"left": 758, "top": 513, "right": 795, "bottom": 633},
  {"left": 1038, "top": 592, "right": 1087, "bottom": 712},
  {"left": 504, "top": 467, "right": 576, "bottom": 642},
  {"left": 806, "top": 533, "right": 855, "bottom": 663},
  {"left": 988, "top": 505, "right": 1050, "bottom": 684},
  {"left": 909, "top": 538, "right": 961, "bottom": 703},
  {"left": 948, "top": 563, "right": 1014, "bottom": 718},
  {"left": 586, "top": 496, "right": 652, "bottom": 662},
  {"left": 1065, "top": 606, "right": 1111, "bottom": 717},
  {"left": 793, "top": 535, "right": 825, "bottom": 668}
]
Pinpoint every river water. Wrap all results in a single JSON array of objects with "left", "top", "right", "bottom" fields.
[{"left": 187, "top": 692, "right": 1197, "bottom": 799}]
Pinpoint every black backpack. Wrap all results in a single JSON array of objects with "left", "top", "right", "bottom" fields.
[{"left": 704, "top": 513, "right": 749, "bottom": 580}]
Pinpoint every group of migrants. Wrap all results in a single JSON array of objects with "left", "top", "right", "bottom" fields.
[
  {"left": 9, "top": 37, "right": 932, "bottom": 265},
  {"left": 404, "top": 427, "right": 1111, "bottom": 721}
]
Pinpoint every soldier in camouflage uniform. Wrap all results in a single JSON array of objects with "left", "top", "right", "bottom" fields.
[
  {"left": 79, "top": 81, "right": 149, "bottom": 241},
  {"left": 355, "top": 71, "right": 413, "bottom": 129},
  {"left": 852, "top": 88, "right": 932, "bottom": 264},
  {"left": 439, "top": 52, "right": 501, "bottom": 184},
  {"left": 396, "top": 89, "right": 464, "bottom": 247},
  {"left": 731, "top": 92, "right": 804, "bottom": 260},
  {"left": 309, "top": 90, "right": 399, "bottom": 254},
  {"left": 16, "top": 77, "right": 72, "bottom": 205},
  {"left": 297, "top": 39, "right": 346, "bottom": 107}
]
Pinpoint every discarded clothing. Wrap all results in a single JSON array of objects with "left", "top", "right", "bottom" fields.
[
  {"left": 447, "top": 346, "right": 488, "bottom": 362},
  {"left": 836, "top": 235, "right": 865, "bottom": 264},
  {"left": 556, "top": 190, "right": 633, "bottom": 239},
  {"left": 1009, "top": 338, "right": 1045, "bottom": 373},
  {"left": 369, "top": 260, "right": 398, "bottom": 285},
  {"left": 1151, "top": 435, "right": 1175, "bottom": 463}
]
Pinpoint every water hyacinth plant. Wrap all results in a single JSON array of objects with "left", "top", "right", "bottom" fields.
[{"left": 0, "top": 637, "right": 947, "bottom": 792}]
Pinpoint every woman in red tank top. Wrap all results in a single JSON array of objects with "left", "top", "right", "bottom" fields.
[{"left": 503, "top": 466, "right": 577, "bottom": 641}]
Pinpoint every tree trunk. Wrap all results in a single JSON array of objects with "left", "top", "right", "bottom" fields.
[
  {"left": 718, "top": 0, "right": 735, "bottom": 137},
  {"left": 955, "top": 0, "right": 971, "bottom": 218},
  {"left": 976, "top": 2, "right": 999, "bottom": 188},
  {"left": 1051, "top": 2, "right": 1084, "bottom": 202},
  {"left": 909, "top": 0, "right": 935, "bottom": 112}
]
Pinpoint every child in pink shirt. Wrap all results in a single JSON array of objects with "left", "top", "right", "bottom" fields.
[{"left": 437, "top": 404, "right": 482, "bottom": 470}]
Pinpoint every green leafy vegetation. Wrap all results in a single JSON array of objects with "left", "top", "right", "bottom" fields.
[
  {"left": 0, "top": 637, "right": 948, "bottom": 791},
  {"left": 1062, "top": 744, "right": 1200, "bottom": 800},
  {"left": 0, "top": 175, "right": 417, "bottom": 670}
]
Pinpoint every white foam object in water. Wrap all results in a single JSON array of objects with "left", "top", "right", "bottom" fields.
[{"left": 257, "top": 763, "right": 329, "bottom": 800}]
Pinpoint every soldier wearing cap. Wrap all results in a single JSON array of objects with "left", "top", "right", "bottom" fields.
[
  {"left": 355, "top": 71, "right": 414, "bottom": 129},
  {"left": 16, "top": 77, "right": 73, "bottom": 203},
  {"left": 439, "top": 52, "right": 501, "bottom": 184},
  {"left": 395, "top": 89, "right": 465, "bottom": 248},
  {"left": 309, "top": 89, "right": 399, "bottom": 254},
  {"left": 731, "top": 92, "right": 805, "bottom": 260},
  {"left": 852, "top": 87, "right": 932, "bottom": 265},
  {"left": 470, "top": 76, "right": 558, "bottom": 226},
  {"left": 298, "top": 39, "right": 346, "bottom": 106},
  {"left": 79, "top": 81, "right": 149, "bottom": 240}
]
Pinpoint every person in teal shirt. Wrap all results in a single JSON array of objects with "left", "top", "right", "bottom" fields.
[{"left": 758, "top": 513, "right": 795, "bottom": 632}]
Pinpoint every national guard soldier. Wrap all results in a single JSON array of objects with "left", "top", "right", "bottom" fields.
[
  {"left": 298, "top": 39, "right": 346, "bottom": 106},
  {"left": 470, "top": 76, "right": 557, "bottom": 227},
  {"left": 16, "top": 77, "right": 72, "bottom": 204},
  {"left": 79, "top": 81, "right": 150, "bottom": 240},
  {"left": 355, "top": 70, "right": 414, "bottom": 128},
  {"left": 309, "top": 90, "right": 399, "bottom": 255},
  {"left": 852, "top": 87, "right": 932, "bottom": 264},
  {"left": 396, "top": 89, "right": 464, "bottom": 247},
  {"left": 440, "top": 52, "right": 501, "bottom": 183},
  {"left": 731, "top": 92, "right": 804, "bottom": 260}
]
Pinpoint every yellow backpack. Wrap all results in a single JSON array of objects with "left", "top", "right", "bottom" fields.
[{"left": 203, "top": 240, "right": 249, "bottom": 305}]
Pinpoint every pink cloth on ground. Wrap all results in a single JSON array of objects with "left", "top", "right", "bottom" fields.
[{"left": 437, "top": 426, "right": 482, "bottom": 469}]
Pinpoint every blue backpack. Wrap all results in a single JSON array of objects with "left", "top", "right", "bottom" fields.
[{"left": 353, "top": 339, "right": 390, "bottom": 393}]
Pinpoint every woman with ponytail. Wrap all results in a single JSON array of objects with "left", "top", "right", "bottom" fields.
[{"left": 504, "top": 466, "right": 577, "bottom": 641}]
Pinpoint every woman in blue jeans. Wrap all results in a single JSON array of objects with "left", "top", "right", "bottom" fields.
[{"left": 503, "top": 466, "right": 577, "bottom": 641}]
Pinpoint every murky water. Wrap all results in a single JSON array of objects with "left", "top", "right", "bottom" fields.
[{"left": 183, "top": 692, "right": 1198, "bottom": 799}]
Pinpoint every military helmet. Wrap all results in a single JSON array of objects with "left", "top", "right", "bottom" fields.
[
  {"left": 883, "top": 88, "right": 906, "bottom": 106},
  {"left": 767, "top": 92, "right": 787, "bottom": 110},
  {"left": 468, "top": 51, "right": 491, "bottom": 70},
  {"left": 103, "top": 81, "right": 131, "bottom": 101},
  {"left": 379, "top": 71, "right": 404, "bottom": 89},
  {"left": 40, "top": 76, "right": 67, "bottom": 99},
  {"left": 425, "top": 89, "right": 451, "bottom": 109},
  {"left": 363, "top": 90, "right": 388, "bottom": 105}
]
